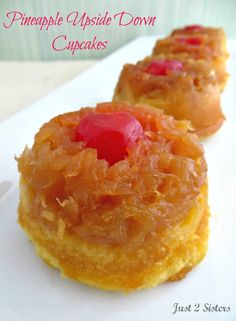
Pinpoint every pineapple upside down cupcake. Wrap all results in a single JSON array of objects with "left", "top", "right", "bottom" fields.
[
  {"left": 113, "top": 56, "right": 225, "bottom": 138},
  {"left": 17, "top": 102, "right": 209, "bottom": 292},
  {"left": 153, "top": 34, "right": 228, "bottom": 90},
  {"left": 171, "top": 25, "right": 227, "bottom": 55}
]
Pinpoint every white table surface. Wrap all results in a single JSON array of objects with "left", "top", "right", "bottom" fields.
[{"left": 0, "top": 61, "right": 97, "bottom": 122}]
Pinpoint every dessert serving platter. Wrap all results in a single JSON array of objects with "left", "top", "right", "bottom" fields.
[{"left": 0, "top": 36, "right": 236, "bottom": 321}]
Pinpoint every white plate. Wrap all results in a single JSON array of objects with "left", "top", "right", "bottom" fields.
[{"left": 0, "top": 36, "right": 236, "bottom": 321}]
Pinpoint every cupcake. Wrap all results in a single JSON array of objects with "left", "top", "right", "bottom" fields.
[
  {"left": 153, "top": 34, "right": 228, "bottom": 90},
  {"left": 17, "top": 102, "right": 209, "bottom": 292},
  {"left": 113, "top": 55, "right": 225, "bottom": 138},
  {"left": 171, "top": 25, "right": 227, "bottom": 54}
]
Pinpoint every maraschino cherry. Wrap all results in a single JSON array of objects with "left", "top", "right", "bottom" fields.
[
  {"left": 145, "top": 60, "right": 183, "bottom": 76},
  {"left": 177, "top": 37, "right": 202, "bottom": 45},
  {"left": 184, "top": 25, "right": 203, "bottom": 32},
  {"left": 76, "top": 112, "right": 144, "bottom": 165}
]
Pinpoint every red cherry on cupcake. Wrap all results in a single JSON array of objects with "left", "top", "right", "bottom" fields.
[
  {"left": 184, "top": 25, "right": 203, "bottom": 32},
  {"left": 76, "top": 112, "right": 144, "bottom": 165},
  {"left": 177, "top": 37, "right": 202, "bottom": 45},
  {"left": 145, "top": 60, "right": 183, "bottom": 76}
]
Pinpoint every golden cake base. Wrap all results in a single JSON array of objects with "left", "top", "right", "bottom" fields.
[{"left": 18, "top": 178, "right": 209, "bottom": 292}]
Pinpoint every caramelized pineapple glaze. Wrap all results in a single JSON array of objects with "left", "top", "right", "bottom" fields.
[{"left": 17, "top": 102, "right": 209, "bottom": 291}]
